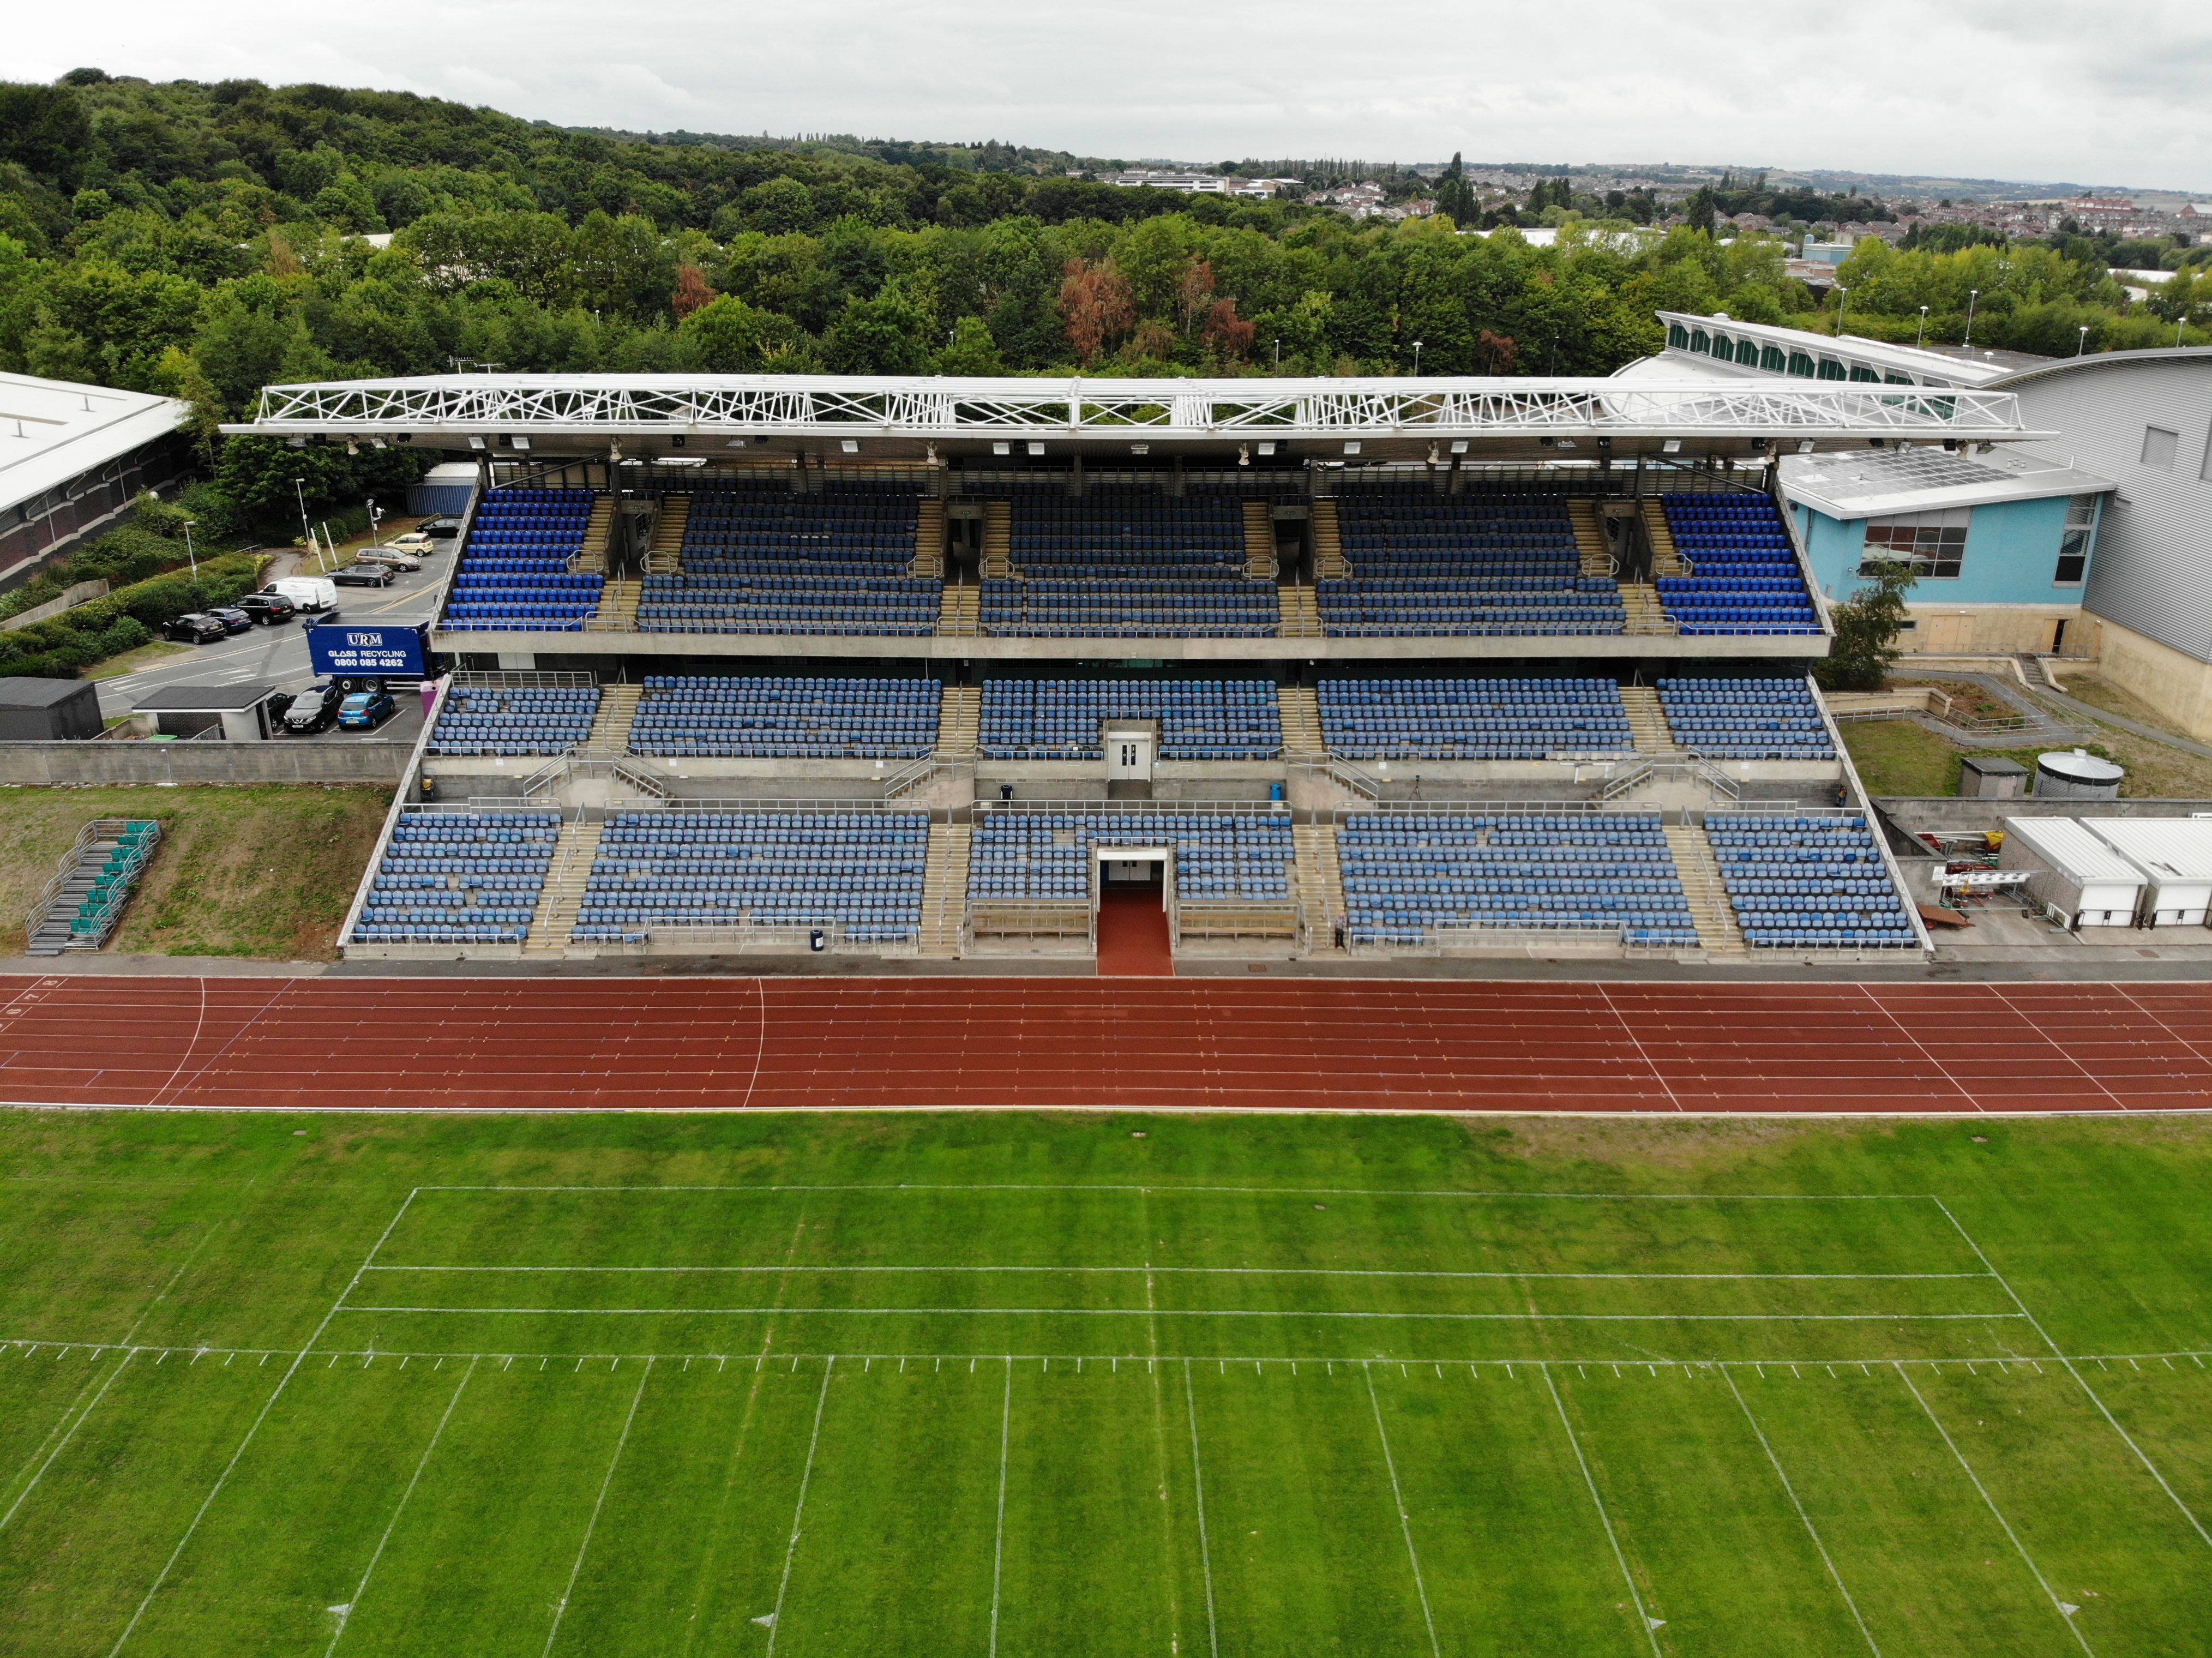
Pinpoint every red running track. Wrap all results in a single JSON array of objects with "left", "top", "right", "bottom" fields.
[{"left": 5, "top": 974, "right": 2211, "bottom": 1114}]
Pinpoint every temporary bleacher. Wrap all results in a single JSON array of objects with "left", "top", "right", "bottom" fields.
[
  {"left": 425, "top": 684, "right": 603, "bottom": 756},
  {"left": 1318, "top": 678, "right": 1634, "bottom": 760},
  {"left": 1657, "top": 677, "right": 1836, "bottom": 759},
  {"left": 570, "top": 810, "right": 928, "bottom": 944},
  {"left": 1338, "top": 811, "right": 1700, "bottom": 946},
  {"left": 350, "top": 811, "right": 557, "bottom": 945},
  {"left": 1655, "top": 494, "right": 1822, "bottom": 635},
  {"left": 978, "top": 679, "right": 1282, "bottom": 760},
  {"left": 1704, "top": 812, "right": 1916, "bottom": 947},
  {"left": 23, "top": 819, "right": 162, "bottom": 955},
  {"left": 637, "top": 482, "right": 939, "bottom": 635},
  {"left": 629, "top": 676, "right": 941, "bottom": 758},
  {"left": 443, "top": 490, "right": 603, "bottom": 632},
  {"left": 1320, "top": 484, "right": 1627, "bottom": 636},
  {"left": 978, "top": 483, "right": 1276, "bottom": 637},
  {"left": 967, "top": 812, "right": 1295, "bottom": 900}
]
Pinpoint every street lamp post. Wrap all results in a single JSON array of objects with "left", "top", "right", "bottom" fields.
[
  {"left": 1963, "top": 289, "right": 1979, "bottom": 348},
  {"left": 2077, "top": 325, "right": 2090, "bottom": 356},
  {"left": 1916, "top": 305, "right": 1929, "bottom": 348},
  {"left": 182, "top": 520, "right": 197, "bottom": 579},
  {"left": 366, "top": 497, "right": 383, "bottom": 546},
  {"left": 1411, "top": 340, "right": 1423, "bottom": 375},
  {"left": 292, "top": 476, "right": 312, "bottom": 554}
]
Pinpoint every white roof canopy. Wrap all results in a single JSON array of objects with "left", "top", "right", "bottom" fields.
[
  {"left": 1782, "top": 444, "right": 2114, "bottom": 519},
  {"left": 0, "top": 373, "right": 190, "bottom": 515}
]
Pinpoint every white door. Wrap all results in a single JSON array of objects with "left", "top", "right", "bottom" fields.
[{"left": 1106, "top": 733, "right": 1154, "bottom": 783}]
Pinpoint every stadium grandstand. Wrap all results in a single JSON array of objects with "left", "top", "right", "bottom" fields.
[{"left": 222, "top": 371, "right": 2047, "bottom": 969}]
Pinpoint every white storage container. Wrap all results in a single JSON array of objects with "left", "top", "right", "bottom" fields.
[
  {"left": 2082, "top": 819, "right": 2212, "bottom": 926},
  {"left": 1998, "top": 818, "right": 2143, "bottom": 927}
]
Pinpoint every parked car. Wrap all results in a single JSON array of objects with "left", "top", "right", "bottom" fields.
[
  {"left": 162, "top": 612, "right": 229, "bottom": 644},
  {"left": 234, "top": 592, "right": 297, "bottom": 624},
  {"left": 384, "top": 531, "right": 435, "bottom": 553},
  {"left": 282, "top": 682, "right": 341, "bottom": 734},
  {"left": 421, "top": 517, "right": 464, "bottom": 540},
  {"left": 357, "top": 544, "right": 422, "bottom": 571},
  {"left": 332, "top": 562, "right": 395, "bottom": 588},
  {"left": 264, "top": 577, "right": 338, "bottom": 614},
  {"left": 207, "top": 606, "right": 254, "bottom": 635},
  {"left": 336, "top": 688, "right": 396, "bottom": 730}
]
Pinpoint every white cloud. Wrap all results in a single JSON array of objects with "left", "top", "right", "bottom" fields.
[{"left": 11, "top": 0, "right": 2209, "bottom": 189}]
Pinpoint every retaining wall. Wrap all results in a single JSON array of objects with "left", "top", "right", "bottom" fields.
[{"left": 0, "top": 741, "right": 412, "bottom": 786}]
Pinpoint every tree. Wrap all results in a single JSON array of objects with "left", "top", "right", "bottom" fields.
[
  {"left": 1435, "top": 152, "right": 1475, "bottom": 227},
  {"left": 821, "top": 287, "right": 931, "bottom": 374},
  {"left": 678, "top": 293, "right": 808, "bottom": 370},
  {"left": 1058, "top": 257, "right": 1135, "bottom": 362},
  {"left": 671, "top": 263, "right": 719, "bottom": 320},
  {"left": 0, "top": 83, "right": 92, "bottom": 188},
  {"left": 1817, "top": 558, "right": 1916, "bottom": 690},
  {"left": 934, "top": 314, "right": 1003, "bottom": 373},
  {"left": 1684, "top": 187, "right": 1717, "bottom": 237}
]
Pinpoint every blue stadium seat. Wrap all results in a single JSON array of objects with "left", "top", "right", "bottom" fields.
[
  {"left": 978, "top": 680, "right": 1281, "bottom": 760},
  {"left": 349, "top": 810, "right": 558, "bottom": 944},
  {"left": 1705, "top": 813, "right": 1918, "bottom": 948},
  {"left": 968, "top": 811, "right": 1294, "bottom": 900},
  {"left": 1319, "top": 678, "right": 1633, "bottom": 760},
  {"left": 630, "top": 676, "right": 941, "bottom": 759}
]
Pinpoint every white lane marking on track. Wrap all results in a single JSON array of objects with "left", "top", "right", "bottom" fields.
[
  {"left": 1362, "top": 1364, "right": 1440, "bottom": 1658},
  {"left": 1722, "top": 1366, "right": 1882, "bottom": 1656},
  {"left": 324, "top": 1356, "right": 478, "bottom": 1657},
  {"left": 1892, "top": 1361, "right": 2095, "bottom": 1655},
  {"left": 1852, "top": 985, "right": 1983, "bottom": 1112},
  {"left": 1592, "top": 983, "right": 1682, "bottom": 1112}
]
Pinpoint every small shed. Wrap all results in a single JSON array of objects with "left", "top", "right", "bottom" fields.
[
  {"left": 0, "top": 677, "right": 103, "bottom": 742},
  {"left": 1959, "top": 756, "right": 2029, "bottom": 800},
  {"left": 1998, "top": 816, "right": 2143, "bottom": 927},
  {"left": 2082, "top": 819, "right": 2212, "bottom": 926},
  {"left": 133, "top": 682, "right": 286, "bottom": 742}
]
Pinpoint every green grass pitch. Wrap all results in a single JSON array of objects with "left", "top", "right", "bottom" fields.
[{"left": 2, "top": 1109, "right": 2210, "bottom": 1658}]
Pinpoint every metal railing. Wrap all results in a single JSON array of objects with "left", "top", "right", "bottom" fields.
[
  {"left": 23, "top": 819, "right": 161, "bottom": 952},
  {"left": 451, "top": 669, "right": 599, "bottom": 690}
]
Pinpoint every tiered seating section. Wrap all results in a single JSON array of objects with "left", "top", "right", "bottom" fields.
[
  {"left": 640, "top": 483, "right": 936, "bottom": 635},
  {"left": 1657, "top": 494, "right": 1820, "bottom": 635},
  {"left": 1659, "top": 677, "right": 1835, "bottom": 759},
  {"left": 1323, "top": 486, "right": 1625, "bottom": 636},
  {"left": 444, "top": 491, "right": 600, "bottom": 632},
  {"left": 981, "top": 484, "right": 1275, "bottom": 637},
  {"left": 978, "top": 680, "right": 1281, "bottom": 760},
  {"left": 1339, "top": 812, "right": 1698, "bottom": 945},
  {"left": 631, "top": 676, "right": 940, "bottom": 758},
  {"left": 351, "top": 811, "right": 554, "bottom": 945},
  {"left": 969, "top": 812, "right": 1294, "bottom": 900},
  {"left": 1706, "top": 813, "right": 1915, "bottom": 947},
  {"left": 1319, "top": 678, "right": 1632, "bottom": 760},
  {"left": 572, "top": 811, "right": 927, "bottom": 943},
  {"left": 426, "top": 684, "right": 601, "bottom": 756}
]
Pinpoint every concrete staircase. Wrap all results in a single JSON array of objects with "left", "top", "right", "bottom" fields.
[
  {"left": 937, "top": 579, "right": 979, "bottom": 636},
  {"left": 1664, "top": 824, "right": 1746, "bottom": 956},
  {"left": 1293, "top": 822, "right": 1348, "bottom": 950},
  {"left": 1569, "top": 501, "right": 1614, "bottom": 577},
  {"left": 591, "top": 578, "right": 641, "bottom": 630},
  {"left": 935, "top": 684, "right": 979, "bottom": 758},
  {"left": 1242, "top": 501, "right": 1279, "bottom": 577},
  {"left": 911, "top": 500, "right": 946, "bottom": 578},
  {"left": 1277, "top": 685, "right": 1327, "bottom": 759},
  {"left": 1640, "top": 501, "right": 1688, "bottom": 576},
  {"left": 526, "top": 821, "right": 603, "bottom": 953},
  {"left": 588, "top": 684, "right": 642, "bottom": 751},
  {"left": 1620, "top": 582, "right": 1675, "bottom": 635},
  {"left": 1310, "top": 500, "right": 1348, "bottom": 578},
  {"left": 1277, "top": 584, "right": 1324, "bottom": 638},
  {"left": 918, "top": 821, "right": 971, "bottom": 958},
  {"left": 576, "top": 496, "right": 617, "bottom": 574},
  {"left": 981, "top": 502, "right": 1013, "bottom": 577},
  {"left": 645, "top": 496, "right": 688, "bottom": 574},
  {"left": 1620, "top": 686, "right": 1682, "bottom": 755}
]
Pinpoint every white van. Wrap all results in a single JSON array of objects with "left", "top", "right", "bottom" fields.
[{"left": 264, "top": 576, "right": 338, "bottom": 614}]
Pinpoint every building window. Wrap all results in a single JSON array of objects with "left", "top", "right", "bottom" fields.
[
  {"left": 1787, "top": 351, "right": 1816, "bottom": 377},
  {"left": 1862, "top": 508, "right": 1969, "bottom": 579},
  {"left": 1690, "top": 328, "right": 1710, "bottom": 353},
  {"left": 1709, "top": 333, "right": 1730, "bottom": 359},
  {"left": 1668, "top": 323, "right": 1689, "bottom": 349},
  {"left": 1737, "top": 338, "right": 1761, "bottom": 365},
  {"left": 1884, "top": 371, "right": 1914, "bottom": 385},
  {"left": 1817, "top": 358, "right": 1848, "bottom": 381},
  {"left": 2141, "top": 425, "right": 2179, "bottom": 467},
  {"left": 2201, "top": 425, "right": 2212, "bottom": 482},
  {"left": 1760, "top": 345, "right": 1787, "bottom": 371},
  {"left": 1849, "top": 364, "right": 1882, "bottom": 382},
  {"left": 2054, "top": 494, "right": 2097, "bottom": 585}
]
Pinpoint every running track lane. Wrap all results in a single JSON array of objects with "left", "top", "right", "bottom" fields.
[{"left": 1, "top": 975, "right": 2209, "bottom": 1113}]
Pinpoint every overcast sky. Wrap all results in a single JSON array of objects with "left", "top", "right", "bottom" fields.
[{"left": 16, "top": 0, "right": 2209, "bottom": 192}]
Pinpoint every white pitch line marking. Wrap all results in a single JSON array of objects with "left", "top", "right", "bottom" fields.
[
  {"left": 1182, "top": 1360, "right": 1219, "bottom": 1658},
  {"left": 1722, "top": 1368, "right": 1880, "bottom": 1656},
  {"left": 989, "top": 1357, "right": 1012, "bottom": 1658},
  {"left": 1363, "top": 1365, "right": 1441, "bottom": 1658},
  {"left": 540, "top": 1355, "right": 653, "bottom": 1658},
  {"left": 339, "top": 1305, "right": 2023, "bottom": 1323},
  {"left": 1892, "top": 1362, "right": 2094, "bottom": 1655},
  {"left": 0, "top": 1351, "right": 136, "bottom": 1536},
  {"left": 326, "top": 1357, "right": 478, "bottom": 1657},
  {"left": 764, "top": 1359, "right": 835, "bottom": 1658},
  {"left": 365, "top": 1264, "right": 1986, "bottom": 1281},
  {"left": 1541, "top": 1364, "right": 1663, "bottom": 1658}
]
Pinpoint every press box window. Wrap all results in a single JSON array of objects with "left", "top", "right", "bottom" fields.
[
  {"left": 2141, "top": 425, "right": 2178, "bottom": 468},
  {"left": 2054, "top": 494, "right": 2097, "bottom": 586}
]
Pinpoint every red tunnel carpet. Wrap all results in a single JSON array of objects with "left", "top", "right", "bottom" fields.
[{"left": 1, "top": 975, "right": 2209, "bottom": 1114}]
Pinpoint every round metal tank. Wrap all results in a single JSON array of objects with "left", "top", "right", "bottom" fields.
[{"left": 2034, "top": 749, "right": 2124, "bottom": 799}]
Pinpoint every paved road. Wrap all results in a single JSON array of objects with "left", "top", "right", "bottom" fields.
[{"left": 93, "top": 555, "right": 450, "bottom": 722}]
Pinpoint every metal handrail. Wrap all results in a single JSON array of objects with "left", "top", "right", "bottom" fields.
[{"left": 23, "top": 819, "right": 160, "bottom": 949}]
